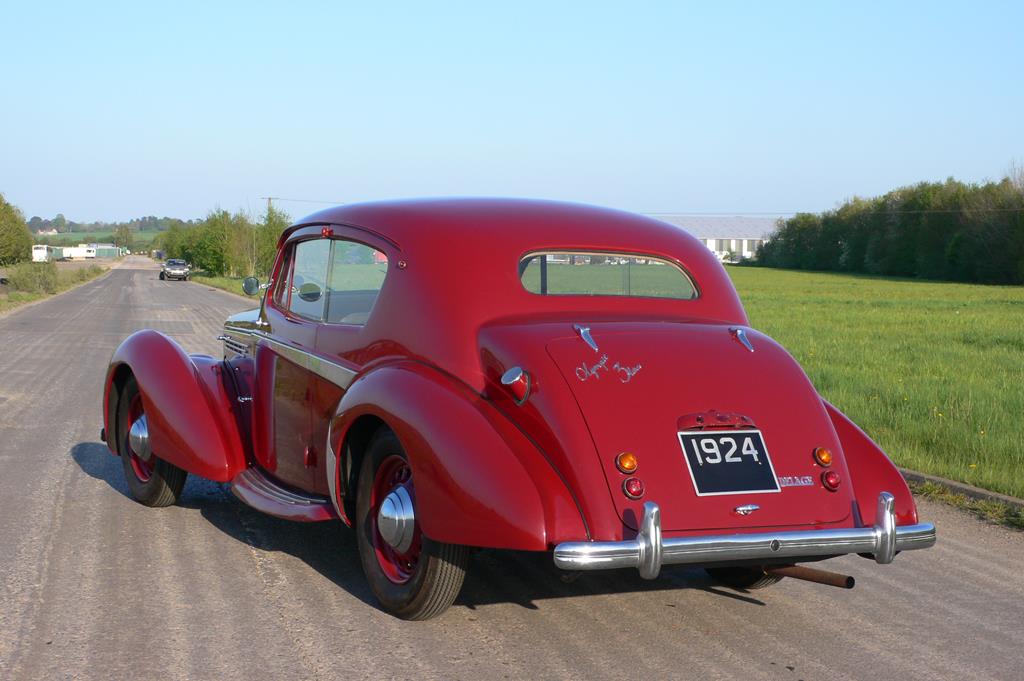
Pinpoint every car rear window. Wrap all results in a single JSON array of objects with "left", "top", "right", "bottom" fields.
[{"left": 519, "top": 252, "right": 697, "bottom": 299}]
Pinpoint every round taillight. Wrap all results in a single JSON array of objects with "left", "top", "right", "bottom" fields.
[
  {"left": 615, "top": 452, "right": 639, "bottom": 474},
  {"left": 500, "top": 366, "right": 531, "bottom": 405},
  {"left": 822, "top": 470, "right": 842, "bottom": 491},
  {"left": 814, "top": 447, "right": 833, "bottom": 467},
  {"left": 623, "top": 477, "right": 645, "bottom": 499}
]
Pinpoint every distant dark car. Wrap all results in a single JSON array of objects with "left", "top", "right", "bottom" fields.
[
  {"left": 160, "top": 259, "right": 190, "bottom": 281},
  {"left": 103, "top": 198, "right": 935, "bottom": 620}
]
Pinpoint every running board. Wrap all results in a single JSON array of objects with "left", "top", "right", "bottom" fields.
[{"left": 230, "top": 467, "right": 338, "bottom": 522}]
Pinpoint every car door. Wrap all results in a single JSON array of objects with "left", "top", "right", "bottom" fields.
[
  {"left": 309, "top": 238, "right": 391, "bottom": 494},
  {"left": 257, "top": 237, "right": 331, "bottom": 491}
]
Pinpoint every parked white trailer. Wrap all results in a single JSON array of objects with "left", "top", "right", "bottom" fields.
[
  {"left": 63, "top": 246, "right": 97, "bottom": 259},
  {"left": 31, "top": 245, "right": 67, "bottom": 262}
]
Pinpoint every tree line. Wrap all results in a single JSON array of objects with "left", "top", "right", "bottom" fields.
[
  {"left": 1, "top": 192, "right": 291, "bottom": 276},
  {"left": 27, "top": 214, "right": 196, "bottom": 234},
  {"left": 757, "top": 176, "right": 1024, "bottom": 284},
  {"left": 154, "top": 206, "right": 291, "bottom": 278}
]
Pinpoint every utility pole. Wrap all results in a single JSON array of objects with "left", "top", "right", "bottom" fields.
[{"left": 258, "top": 197, "right": 278, "bottom": 277}]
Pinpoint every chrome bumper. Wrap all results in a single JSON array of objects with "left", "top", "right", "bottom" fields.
[{"left": 553, "top": 492, "right": 936, "bottom": 579}]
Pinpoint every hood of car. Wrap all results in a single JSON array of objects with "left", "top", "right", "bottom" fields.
[{"left": 544, "top": 323, "right": 853, "bottom": 532}]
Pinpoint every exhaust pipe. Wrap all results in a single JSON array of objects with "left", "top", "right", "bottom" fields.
[{"left": 765, "top": 565, "right": 855, "bottom": 589}]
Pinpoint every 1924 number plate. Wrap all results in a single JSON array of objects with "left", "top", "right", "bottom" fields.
[{"left": 677, "top": 429, "right": 781, "bottom": 496}]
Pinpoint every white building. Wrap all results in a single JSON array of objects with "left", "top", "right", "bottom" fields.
[{"left": 647, "top": 215, "right": 779, "bottom": 262}]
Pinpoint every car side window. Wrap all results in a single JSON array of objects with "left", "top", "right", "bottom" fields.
[
  {"left": 325, "top": 241, "right": 388, "bottom": 325},
  {"left": 284, "top": 239, "right": 332, "bottom": 320}
]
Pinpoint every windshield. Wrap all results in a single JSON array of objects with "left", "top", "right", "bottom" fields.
[
  {"left": 167, "top": 260, "right": 186, "bottom": 266},
  {"left": 520, "top": 251, "right": 697, "bottom": 299}
]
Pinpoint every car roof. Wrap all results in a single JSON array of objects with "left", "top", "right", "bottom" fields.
[
  {"left": 287, "top": 197, "right": 745, "bottom": 320},
  {"left": 290, "top": 198, "right": 699, "bottom": 256}
]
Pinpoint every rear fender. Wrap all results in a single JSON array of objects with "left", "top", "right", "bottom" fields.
[
  {"left": 104, "top": 330, "right": 248, "bottom": 482},
  {"left": 824, "top": 400, "right": 918, "bottom": 526},
  {"left": 330, "top": 362, "right": 587, "bottom": 551}
]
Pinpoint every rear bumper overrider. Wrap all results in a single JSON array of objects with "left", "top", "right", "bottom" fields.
[{"left": 553, "top": 492, "right": 936, "bottom": 579}]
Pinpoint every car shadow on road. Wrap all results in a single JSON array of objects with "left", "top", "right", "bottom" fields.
[
  {"left": 457, "top": 549, "right": 767, "bottom": 611},
  {"left": 71, "top": 441, "right": 766, "bottom": 613}
]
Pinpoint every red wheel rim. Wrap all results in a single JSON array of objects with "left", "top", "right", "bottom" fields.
[
  {"left": 125, "top": 393, "right": 154, "bottom": 483},
  {"left": 370, "top": 455, "right": 421, "bottom": 584}
]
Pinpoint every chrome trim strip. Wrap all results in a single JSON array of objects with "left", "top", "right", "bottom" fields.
[
  {"left": 224, "top": 327, "right": 358, "bottom": 390},
  {"left": 230, "top": 467, "right": 337, "bottom": 522},
  {"left": 553, "top": 492, "right": 935, "bottom": 578},
  {"left": 259, "top": 334, "right": 357, "bottom": 390},
  {"left": 325, "top": 416, "right": 344, "bottom": 521}
]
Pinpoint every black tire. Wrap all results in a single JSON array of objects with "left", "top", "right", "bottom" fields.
[
  {"left": 159, "top": 271, "right": 165, "bottom": 280},
  {"left": 705, "top": 566, "right": 782, "bottom": 590},
  {"left": 116, "top": 375, "right": 187, "bottom": 507},
  {"left": 355, "top": 429, "right": 468, "bottom": 620}
]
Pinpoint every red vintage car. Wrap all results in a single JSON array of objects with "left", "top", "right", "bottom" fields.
[{"left": 102, "top": 199, "right": 935, "bottom": 619}]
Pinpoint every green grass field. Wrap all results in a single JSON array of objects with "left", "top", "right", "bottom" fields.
[
  {"left": 727, "top": 266, "right": 1024, "bottom": 499},
  {"left": 191, "top": 274, "right": 253, "bottom": 298},
  {"left": 36, "top": 229, "right": 162, "bottom": 250}
]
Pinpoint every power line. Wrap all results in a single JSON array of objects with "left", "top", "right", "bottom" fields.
[
  {"left": 648, "top": 207, "right": 1024, "bottom": 216},
  {"left": 644, "top": 211, "right": 792, "bottom": 217},
  {"left": 260, "top": 196, "right": 347, "bottom": 206},
  {"left": 260, "top": 197, "right": 1024, "bottom": 217}
]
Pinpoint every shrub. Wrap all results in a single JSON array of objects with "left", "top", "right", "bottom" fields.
[
  {"left": 68, "top": 265, "right": 104, "bottom": 284},
  {"left": 0, "top": 194, "right": 32, "bottom": 265},
  {"left": 6, "top": 261, "right": 59, "bottom": 293}
]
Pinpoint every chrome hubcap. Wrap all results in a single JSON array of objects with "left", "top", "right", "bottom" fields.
[
  {"left": 377, "top": 486, "right": 415, "bottom": 553},
  {"left": 129, "top": 415, "right": 151, "bottom": 462}
]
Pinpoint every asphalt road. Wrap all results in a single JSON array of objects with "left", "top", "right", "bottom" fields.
[{"left": 1, "top": 256, "right": 1022, "bottom": 680}]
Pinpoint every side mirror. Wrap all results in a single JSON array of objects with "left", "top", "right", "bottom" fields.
[
  {"left": 297, "top": 281, "right": 323, "bottom": 302},
  {"left": 242, "top": 277, "right": 261, "bottom": 296}
]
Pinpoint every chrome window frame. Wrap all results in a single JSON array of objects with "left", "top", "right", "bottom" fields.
[{"left": 519, "top": 250, "right": 700, "bottom": 300}]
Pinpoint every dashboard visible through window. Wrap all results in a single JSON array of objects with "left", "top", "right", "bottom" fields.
[
  {"left": 286, "top": 239, "right": 332, "bottom": 320},
  {"left": 325, "top": 241, "right": 388, "bottom": 324},
  {"left": 519, "top": 252, "right": 697, "bottom": 299},
  {"left": 272, "top": 237, "right": 388, "bottom": 325}
]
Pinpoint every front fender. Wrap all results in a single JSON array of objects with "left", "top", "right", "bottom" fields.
[
  {"left": 332, "top": 362, "right": 587, "bottom": 551},
  {"left": 824, "top": 400, "right": 918, "bottom": 526},
  {"left": 104, "top": 330, "right": 247, "bottom": 482}
]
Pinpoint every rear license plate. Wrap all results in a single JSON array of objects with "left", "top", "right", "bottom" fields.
[{"left": 677, "top": 429, "right": 781, "bottom": 496}]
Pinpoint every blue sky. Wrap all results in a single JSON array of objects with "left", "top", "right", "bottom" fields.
[{"left": 1, "top": 1, "right": 1021, "bottom": 222}]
